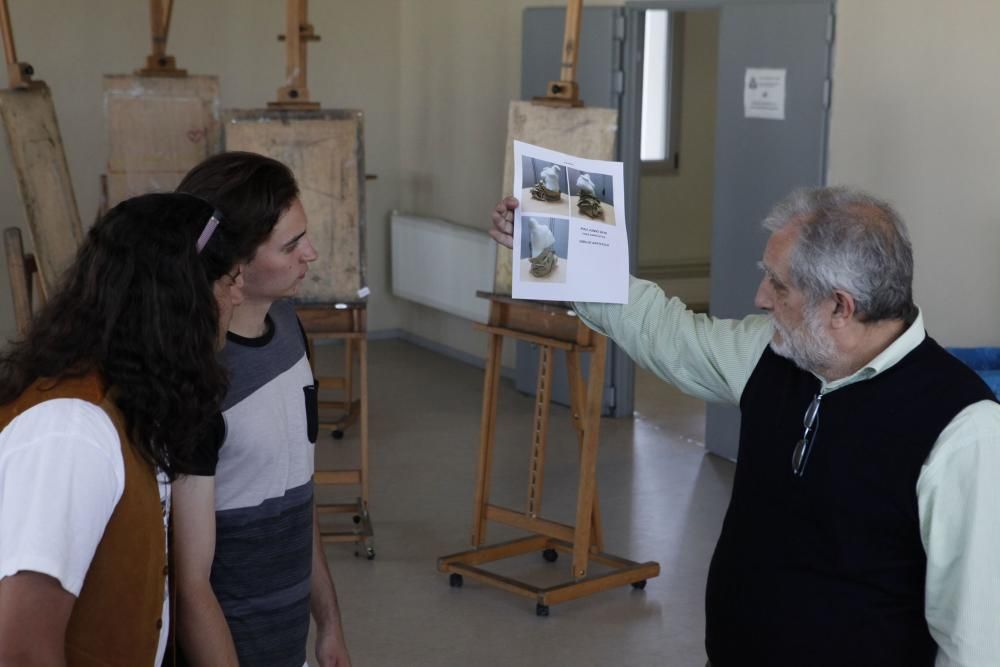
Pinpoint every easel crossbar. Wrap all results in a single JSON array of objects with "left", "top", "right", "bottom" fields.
[
  {"left": 485, "top": 504, "right": 576, "bottom": 543},
  {"left": 472, "top": 323, "right": 592, "bottom": 351},
  {"left": 318, "top": 497, "right": 374, "bottom": 545},
  {"left": 438, "top": 536, "right": 660, "bottom": 607}
]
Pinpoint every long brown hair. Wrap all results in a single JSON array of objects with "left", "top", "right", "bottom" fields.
[{"left": 0, "top": 193, "right": 242, "bottom": 478}]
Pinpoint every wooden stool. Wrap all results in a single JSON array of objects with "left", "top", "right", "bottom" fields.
[
  {"left": 438, "top": 294, "right": 659, "bottom": 615},
  {"left": 297, "top": 303, "right": 374, "bottom": 559}
]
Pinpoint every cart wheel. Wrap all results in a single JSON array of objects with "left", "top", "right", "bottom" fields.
[
  {"left": 631, "top": 580, "right": 647, "bottom": 590},
  {"left": 535, "top": 603, "right": 550, "bottom": 617},
  {"left": 352, "top": 514, "right": 362, "bottom": 524},
  {"left": 366, "top": 546, "right": 376, "bottom": 560},
  {"left": 332, "top": 430, "right": 345, "bottom": 440},
  {"left": 449, "top": 573, "right": 463, "bottom": 588},
  {"left": 542, "top": 548, "right": 559, "bottom": 563}
]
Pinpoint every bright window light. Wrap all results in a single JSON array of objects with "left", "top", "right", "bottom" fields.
[{"left": 641, "top": 10, "right": 670, "bottom": 162}]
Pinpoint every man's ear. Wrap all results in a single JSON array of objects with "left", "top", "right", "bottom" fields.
[{"left": 829, "top": 290, "right": 856, "bottom": 328}]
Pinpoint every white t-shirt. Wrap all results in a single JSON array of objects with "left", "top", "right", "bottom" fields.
[{"left": 0, "top": 398, "right": 170, "bottom": 665}]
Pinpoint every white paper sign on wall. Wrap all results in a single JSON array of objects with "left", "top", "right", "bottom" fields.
[{"left": 744, "top": 68, "right": 786, "bottom": 120}]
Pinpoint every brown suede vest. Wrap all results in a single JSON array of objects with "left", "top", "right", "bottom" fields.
[{"left": 0, "top": 373, "right": 166, "bottom": 666}]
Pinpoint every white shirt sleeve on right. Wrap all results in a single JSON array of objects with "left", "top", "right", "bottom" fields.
[
  {"left": 918, "top": 400, "right": 1000, "bottom": 667},
  {"left": 0, "top": 398, "right": 124, "bottom": 596}
]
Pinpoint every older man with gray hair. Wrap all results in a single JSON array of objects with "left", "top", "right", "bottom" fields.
[{"left": 490, "top": 187, "right": 1000, "bottom": 667}]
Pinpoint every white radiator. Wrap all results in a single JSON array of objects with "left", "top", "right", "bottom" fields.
[{"left": 390, "top": 212, "right": 494, "bottom": 323}]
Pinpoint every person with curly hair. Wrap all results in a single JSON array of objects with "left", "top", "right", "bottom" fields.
[
  {"left": 173, "top": 152, "right": 351, "bottom": 667},
  {"left": 0, "top": 193, "right": 246, "bottom": 666}
]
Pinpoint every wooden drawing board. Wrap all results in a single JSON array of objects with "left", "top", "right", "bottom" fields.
[
  {"left": 103, "top": 75, "right": 221, "bottom": 206},
  {"left": 494, "top": 100, "right": 618, "bottom": 294},
  {"left": 0, "top": 83, "right": 83, "bottom": 298},
  {"left": 224, "top": 109, "right": 367, "bottom": 304}
]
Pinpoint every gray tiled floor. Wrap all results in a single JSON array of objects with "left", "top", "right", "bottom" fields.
[{"left": 310, "top": 339, "right": 734, "bottom": 667}]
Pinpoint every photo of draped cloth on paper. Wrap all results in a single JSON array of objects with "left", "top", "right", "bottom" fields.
[
  {"left": 519, "top": 217, "right": 569, "bottom": 283},
  {"left": 520, "top": 156, "right": 570, "bottom": 217},
  {"left": 567, "top": 168, "right": 616, "bottom": 225}
]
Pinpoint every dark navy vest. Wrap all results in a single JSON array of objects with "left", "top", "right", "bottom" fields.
[{"left": 705, "top": 335, "right": 994, "bottom": 666}]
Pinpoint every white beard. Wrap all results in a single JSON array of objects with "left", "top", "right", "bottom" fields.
[{"left": 769, "top": 304, "right": 836, "bottom": 374}]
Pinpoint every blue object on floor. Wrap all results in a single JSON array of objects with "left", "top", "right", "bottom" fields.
[{"left": 947, "top": 347, "right": 1000, "bottom": 399}]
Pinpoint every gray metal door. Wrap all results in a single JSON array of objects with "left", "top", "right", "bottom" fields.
[
  {"left": 517, "top": 6, "right": 631, "bottom": 417},
  {"left": 705, "top": 1, "right": 835, "bottom": 459}
]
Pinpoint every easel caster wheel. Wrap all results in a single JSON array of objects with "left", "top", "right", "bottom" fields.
[
  {"left": 535, "top": 603, "right": 550, "bottom": 617},
  {"left": 542, "top": 548, "right": 559, "bottom": 563},
  {"left": 631, "top": 580, "right": 647, "bottom": 590},
  {"left": 332, "top": 430, "right": 345, "bottom": 440},
  {"left": 366, "top": 546, "right": 376, "bottom": 560},
  {"left": 449, "top": 573, "right": 463, "bottom": 588},
  {"left": 352, "top": 515, "right": 362, "bottom": 524}
]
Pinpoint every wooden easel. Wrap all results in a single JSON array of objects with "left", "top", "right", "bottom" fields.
[
  {"left": 439, "top": 0, "right": 659, "bottom": 615},
  {"left": 532, "top": 0, "right": 584, "bottom": 108},
  {"left": 231, "top": 0, "right": 373, "bottom": 558},
  {"left": 102, "top": 0, "right": 220, "bottom": 209},
  {"left": 3, "top": 226, "right": 39, "bottom": 336},
  {"left": 0, "top": 0, "right": 31, "bottom": 89},
  {"left": 298, "top": 304, "right": 373, "bottom": 559},
  {"left": 1, "top": 1, "right": 36, "bottom": 332},
  {"left": 136, "top": 0, "right": 185, "bottom": 77},
  {"left": 438, "top": 296, "right": 659, "bottom": 615},
  {"left": 1, "top": 0, "right": 83, "bottom": 310},
  {"left": 269, "top": 0, "right": 320, "bottom": 110}
]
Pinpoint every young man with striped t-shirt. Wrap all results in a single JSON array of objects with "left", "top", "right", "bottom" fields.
[{"left": 172, "top": 153, "right": 351, "bottom": 667}]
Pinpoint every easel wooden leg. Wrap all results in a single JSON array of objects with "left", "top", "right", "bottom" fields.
[
  {"left": 527, "top": 345, "right": 554, "bottom": 518},
  {"left": 566, "top": 348, "right": 604, "bottom": 552},
  {"left": 571, "top": 336, "right": 606, "bottom": 579},
  {"left": 299, "top": 304, "right": 373, "bottom": 558},
  {"left": 344, "top": 337, "right": 355, "bottom": 407},
  {"left": 359, "top": 336, "right": 369, "bottom": 510},
  {"left": 3, "top": 227, "right": 38, "bottom": 337},
  {"left": 471, "top": 330, "right": 504, "bottom": 546}
]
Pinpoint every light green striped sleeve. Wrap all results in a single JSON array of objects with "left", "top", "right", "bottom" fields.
[{"left": 574, "top": 276, "right": 774, "bottom": 405}]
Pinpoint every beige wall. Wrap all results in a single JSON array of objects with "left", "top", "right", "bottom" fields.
[
  {"left": 637, "top": 10, "right": 718, "bottom": 273},
  {"left": 828, "top": 0, "right": 1000, "bottom": 346},
  {"left": 0, "top": 0, "right": 403, "bottom": 341},
  {"left": 6, "top": 1, "right": 1000, "bottom": 358},
  {"left": 395, "top": 0, "right": 622, "bottom": 368}
]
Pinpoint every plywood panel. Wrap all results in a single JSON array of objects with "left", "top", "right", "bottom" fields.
[
  {"left": 0, "top": 83, "right": 83, "bottom": 298},
  {"left": 224, "top": 109, "right": 366, "bottom": 305},
  {"left": 494, "top": 100, "right": 618, "bottom": 294},
  {"left": 106, "top": 171, "right": 185, "bottom": 208},
  {"left": 103, "top": 75, "right": 220, "bottom": 205}
]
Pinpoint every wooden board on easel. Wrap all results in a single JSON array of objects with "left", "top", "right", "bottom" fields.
[
  {"left": 103, "top": 0, "right": 220, "bottom": 207},
  {"left": 492, "top": 0, "right": 618, "bottom": 295},
  {"left": 104, "top": 75, "right": 220, "bottom": 206},
  {"left": 0, "top": 0, "right": 83, "bottom": 300},
  {"left": 223, "top": 109, "right": 366, "bottom": 304},
  {"left": 493, "top": 102, "right": 618, "bottom": 294}
]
